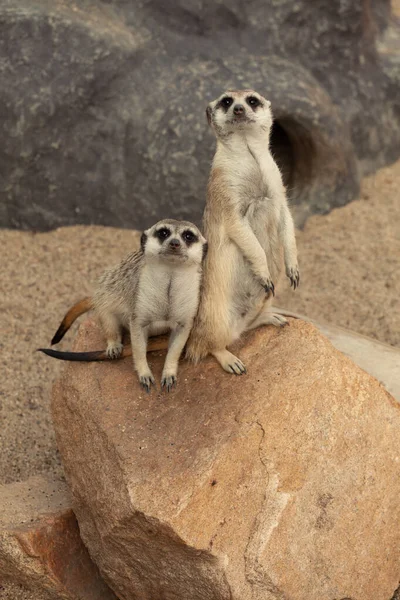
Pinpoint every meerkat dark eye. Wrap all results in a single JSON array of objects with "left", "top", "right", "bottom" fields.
[
  {"left": 155, "top": 228, "right": 171, "bottom": 241},
  {"left": 217, "top": 96, "right": 233, "bottom": 112},
  {"left": 221, "top": 97, "right": 233, "bottom": 107},
  {"left": 246, "top": 96, "right": 260, "bottom": 108},
  {"left": 182, "top": 230, "right": 198, "bottom": 245}
]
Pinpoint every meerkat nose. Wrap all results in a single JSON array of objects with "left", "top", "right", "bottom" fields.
[
  {"left": 169, "top": 238, "right": 181, "bottom": 249},
  {"left": 233, "top": 104, "right": 245, "bottom": 115}
]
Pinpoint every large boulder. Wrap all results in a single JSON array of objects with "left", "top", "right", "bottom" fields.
[
  {"left": 51, "top": 318, "right": 400, "bottom": 600},
  {"left": 0, "top": 0, "right": 399, "bottom": 230}
]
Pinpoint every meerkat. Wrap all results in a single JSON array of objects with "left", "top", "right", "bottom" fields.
[
  {"left": 185, "top": 89, "right": 299, "bottom": 374},
  {"left": 39, "top": 219, "right": 207, "bottom": 392}
]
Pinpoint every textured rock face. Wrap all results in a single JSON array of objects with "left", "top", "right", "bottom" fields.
[
  {"left": 274, "top": 308, "right": 400, "bottom": 402},
  {"left": 0, "top": 0, "right": 399, "bottom": 230},
  {"left": 51, "top": 318, "right": 400, "bottom": 600},
  {"left": 0, "top": 475, "right": 117, "bottom": 600}
]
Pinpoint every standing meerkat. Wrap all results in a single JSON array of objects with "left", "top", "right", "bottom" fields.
[
  {"left": 185, "top": 89, "right": 299, "bottom": 374},
  {"left": 39, "top": 219, "right": 207, "bottom": 392}
]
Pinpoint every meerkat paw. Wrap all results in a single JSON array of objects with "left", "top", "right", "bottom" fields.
[
  {"left": 161, "top": 372, "right": 177, "bottom": 393},
  {"left": 212, "top": 349, "right": 247, "bottom": 375},
  {"left": 286, "top": 266, "right": 300, "bottom": 290},
  {"left": 264, "top": 313, "right": 288, "bottom": 327},
  {"left": 106, "top": 341, "right": 124, "bottom": 359},
  {"left": 258, "top": 277, "right": 275, "bottom": 297},
  {"left": 138, "top": 372, "right": 155, "bottom": 393}
]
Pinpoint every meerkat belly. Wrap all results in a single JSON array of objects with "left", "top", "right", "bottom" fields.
[
  {"left": 230, "top": 247, "right": 264, "bottom": 325},
  {"left": 135, "top": 265, "right": 172, "bottom": 327},
  {"left": 167, "top": 267, "right": 201, "bottom": 326},
  {"left": 247, "top": 198, "right": 283, "bottom": 282},
  {"left": 230, "top": 199, "right": 283, "bottom": 334},
  {"left": 135, "top": 264, "right": 200, "bottom": 331}
]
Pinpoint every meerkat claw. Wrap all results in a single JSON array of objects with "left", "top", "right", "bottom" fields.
[
  {"left": 106, "top": 342, "right": 123, "bottom": 360},
  {"left": 140, "top": 374, "right": 155, "bottom": 393},
  {"left": 161, "top": 375, "right": 177, "bottom": 392},
  {"left": 228, "top": 361, "right": 247, "bottom": 375},
  {"left": 287, "top": 267, "right": 300, "bottom": 290},
  {"left": 262, "top": 280, "right": 275, "bottom": 297}
]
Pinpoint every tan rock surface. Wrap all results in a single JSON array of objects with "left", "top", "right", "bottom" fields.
[
  {"left": 52, "top": 318, "right": 400, "bottom": 600},
  {"left": 274, "top": 307, "right": 400, "bottom": 401},
  {"left": 0, "top": 475, "right": 117, "bottom": 600}
]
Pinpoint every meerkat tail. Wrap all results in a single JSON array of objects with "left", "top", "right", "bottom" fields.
[
  {"left": 38, "top": 334, "right": 170, "bottom": 363},
  {"left": 51, "top": 297, "right": 93, "bottom": 345},
  {"left": 38, "top": 345, "right": 134, "bottom": 362},
  {"left": 38, "top": 348, "right": 110, "bottom": 361}
]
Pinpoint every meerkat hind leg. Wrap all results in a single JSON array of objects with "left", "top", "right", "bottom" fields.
[
  {"left": 212, "top": 349, "right": 247, "bottom": 376},
  {"left": 99, "top": 313, "right": 123, "bottom": 359},
  {"left": 247, "top": 308, "right": 288, "bottom": 331}
]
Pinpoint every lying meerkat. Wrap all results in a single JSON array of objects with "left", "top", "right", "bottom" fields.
[
  {"left": 185, "top": 89, "right": 300, "bottom": 374},
  {"left": 39, "top": 219, "right": 207, "bottom": 392}
]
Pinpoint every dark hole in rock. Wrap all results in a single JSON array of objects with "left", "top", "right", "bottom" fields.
[{"left": 270, "top": 119, "right": 315, "bottom": 206}]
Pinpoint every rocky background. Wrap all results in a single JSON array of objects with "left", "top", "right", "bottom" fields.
[{"left": 0, "top": 0, "right": 399, "bottom": 232}]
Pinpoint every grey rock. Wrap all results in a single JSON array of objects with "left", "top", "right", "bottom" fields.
[{"left": 0, "top": 0, "right": 399, "bottom": 231}]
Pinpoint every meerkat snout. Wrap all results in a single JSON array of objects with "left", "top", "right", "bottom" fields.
[
  {"left": 168, "top": 238, "right": 181, "bottom": 250},
  {"left": 233, "top": 104, "right": 245, "bottom": 116}
]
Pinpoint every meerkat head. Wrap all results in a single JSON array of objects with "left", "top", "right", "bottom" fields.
[
  {"left": 140, "top": 219, "right": 207, "bottom": 266},
  {"left": 206, "top": 89, "right": 272, "bottom": 137}
]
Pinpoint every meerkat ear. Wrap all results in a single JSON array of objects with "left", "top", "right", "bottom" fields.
[
  {"left": 140, "top": 232, "right": 147, "bottom": 252},
  {"left": 206, "top": 105, "right": 212, "bottom": 126},
  {"left": 202, "top": 241, "right": 208, "bottom": 261}
]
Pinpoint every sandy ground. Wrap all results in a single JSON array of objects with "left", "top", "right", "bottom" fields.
[
  {"left": 278, "top": 160, "right": 400, "bottom": 346},
  {"left": 1, "top": 159, "right": 399, "bottom": 599}
]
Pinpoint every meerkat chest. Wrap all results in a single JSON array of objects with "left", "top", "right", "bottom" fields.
[
  {"left": 236, "top": 140, "right": 281, "bottom": 223},
  {"left": 224, "top": 143, "right": 271, "bottom": 203},
  {"left": 135, "top": 263, "right": 200, "bottom": 326}
]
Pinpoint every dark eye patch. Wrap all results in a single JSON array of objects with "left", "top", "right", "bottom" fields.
[
  {"left": 181, "top": 230, "right": 198, "bottom": 245},
  {"left": 216, "top": 96, "right": 233, "bottom": 113},
  {"left": 154, "top": 227, "right": 171, "bottom": 241},
  {"left": 246, "top": 96, "right": 261, "bottom": 110}
]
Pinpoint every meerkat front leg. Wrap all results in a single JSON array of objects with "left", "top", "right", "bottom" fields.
[
  {"left": 227, "top": 217, "right": 275, "bottom": 295},
  {"left": 98, "top": 312, "right": 123, "bottom": 359},
  {"left": 267, "top": 157, "right": 300, "bottom": 289},
  {"left": 161, "top": 323, "right": 192, "bottom": 392},
  {"left": 279, "top": 203, "right": 300, "bottom": 289},
  {"left": 129, "top": 319, "right": 155, "bottom": 393}
]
